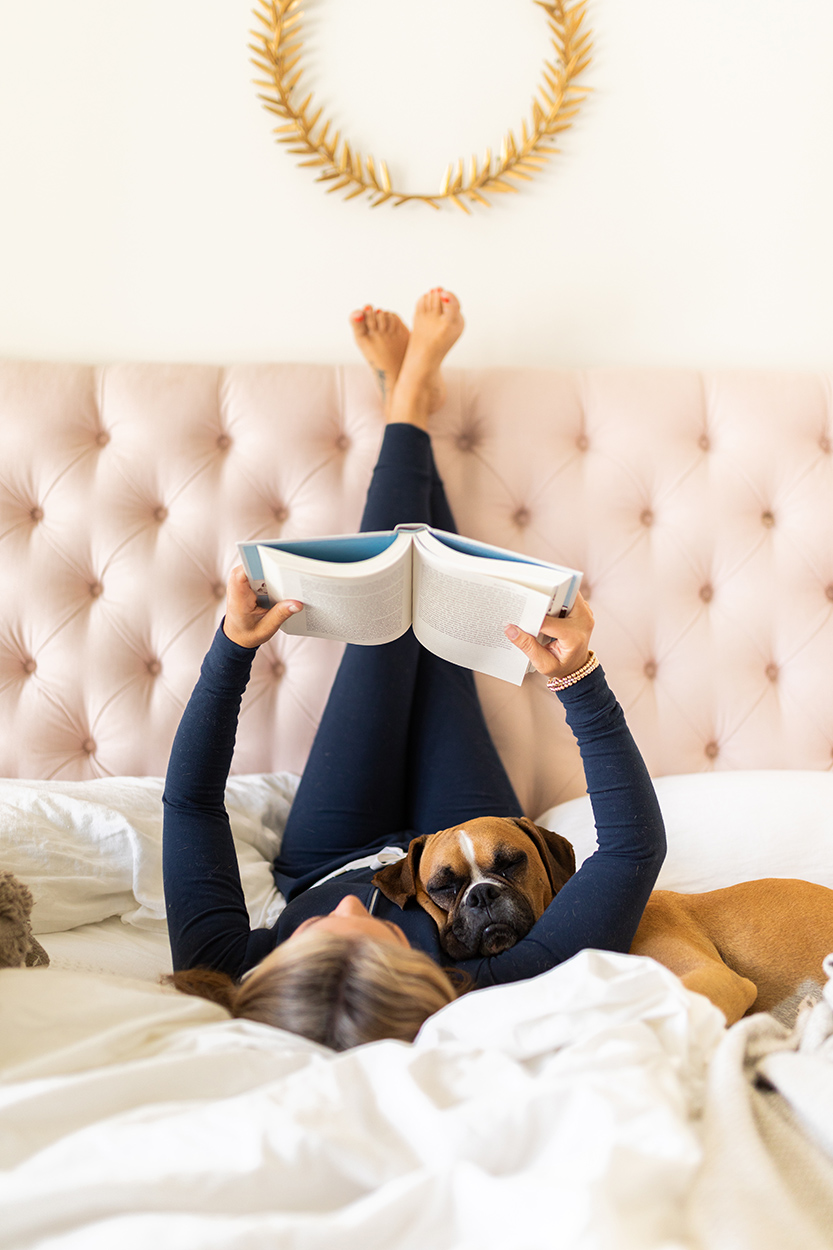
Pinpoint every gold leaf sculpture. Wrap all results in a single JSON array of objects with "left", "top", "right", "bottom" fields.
[{"left": 250, "top": 0, "right": 593, "bottom": 211}]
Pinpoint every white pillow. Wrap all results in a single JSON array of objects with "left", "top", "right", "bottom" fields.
[
  {"left": 537, "top": 770, "right": 833, "bottom": 893},
  {"left": 0, "top": 773, "right": 299, "bottom": 934}
]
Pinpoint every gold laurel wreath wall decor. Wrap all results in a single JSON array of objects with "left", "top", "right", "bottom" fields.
[{"left": 250, "top": 0, "right": 592, "bottom": 212}]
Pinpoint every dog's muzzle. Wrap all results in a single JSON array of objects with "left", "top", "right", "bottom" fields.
[{"left": 442, "top": 879, "right": 536, "bottom": 960}]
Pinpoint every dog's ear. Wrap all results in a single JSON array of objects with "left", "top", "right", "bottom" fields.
[
  {"left": 512, "top": 817, "right": 576, "bottom": 896},
  {"left": 372, "top": 836, "right": 429, "bottom": 909}
]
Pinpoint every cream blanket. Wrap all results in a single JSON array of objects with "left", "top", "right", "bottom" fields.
[{"left": 689, "top": 955, "right": 833, "bottom": 1249}]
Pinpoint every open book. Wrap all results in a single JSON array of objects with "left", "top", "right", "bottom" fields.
[{"left": 238, "top": 525, "right": 582, "bottom": 685}]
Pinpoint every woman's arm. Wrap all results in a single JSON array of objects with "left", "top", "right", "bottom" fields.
[
  {"left": 162, "top": 570, "right": 301, "bottom": 977},
  {"left": 472, "top": 600, "right": 666, "bottom": 985},
  {"left": 481, "top": 666, "right": 665, "bottom": 985}
]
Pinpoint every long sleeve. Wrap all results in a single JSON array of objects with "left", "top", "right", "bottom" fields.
[
  {"left": 474, "top": 665, "right": 666, "bottom": 986},
  {"left": 162, "top": 624, "right": 257, "bottom": 977}
]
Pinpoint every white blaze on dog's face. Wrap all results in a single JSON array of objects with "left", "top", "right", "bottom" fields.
[{"left": 457, "top": 830, "right": 489, "bottom": 899}]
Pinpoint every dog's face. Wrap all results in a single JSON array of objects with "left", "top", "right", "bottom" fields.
[{"left": 372, "top": 816, "right": 576, "bottom": 960}]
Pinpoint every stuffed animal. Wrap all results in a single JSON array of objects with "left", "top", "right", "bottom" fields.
[{"left": 0, "top": 870, "right": 49, "bottom": 968}]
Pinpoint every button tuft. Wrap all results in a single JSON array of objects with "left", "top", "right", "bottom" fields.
[
  {"left": 761, "top": 510, "right": 775, "bottom": 528},
  {"left": 216, "top": 433, "right": 232, "bottom": 451},
  {"left": 271, "top": 658, "right": 285, "bottom": 680},
  {"left": 825, "top": 585, "right": 833, "bottom": 603},
  {"left": 698, "top": 433, "right": 711, "bottom": 451},
  {"left": 699, "top": 583, "right": 713, "bottom": 603},
  {"left": 272, "top": 504, "right": 289, "bottom": 523},
  {"left": 212, "top": 582, "right": 226, "bottom": 601},
  {"left": 456, "top": 431, "right": 477, "bottom": 452},
  {"left": 147, "top": 659, "right": 162, "bottom": 676},
  {"left": 95, "top": 430, "right": 110, "bottom": 448},
  {"left": 576, "top": 433, "right": 589, "bottom": 452},
  {"left": 513, "top": 507, "right": 531, "bottom": 528},
  {"left": 89, "top": 581, "right": 103, "bottom": 598},
  {"left": 22, "top": 658, "right": 37, "bottom": 675},
  {"left": 643, "top": 660, "right": 657, "bottom": 679},
  {"left": 82, "top": 738, "right": 96, "bottom": 756},
  {"left": 640, "top": 508, "right": 654, "bottom": 527},
  {"left": 334, "top": 433, "right": 350, "bottom": 452},
  {"left": 765, "top": 662, "right": 778, "bottom": 682},
  {"left": 153, "top": 505, "right": 168, "bottom": 523},
  {"left": 704, "top": 741, "right": 719, "bottom": 760},
  {"left": 30, "top": 506, "right": 44, "bottom": 523},
  {"left": 820, "top": 436, "right": 831, "bottom": 454}
]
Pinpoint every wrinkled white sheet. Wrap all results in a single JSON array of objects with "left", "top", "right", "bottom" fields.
[
  {"left": 0, "top": 950, "right": 725, "bottom": 1250},
  {"left": 0, "top": 773, "right": 299, "bottom": 933}
]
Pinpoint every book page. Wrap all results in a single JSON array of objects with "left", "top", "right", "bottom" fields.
[
  {"left": 412, "top": 553, "right": 553, "bottom": 685},
  {"left": 415, "top": 529, "right": 581, "bottom": 603},
  {"left": 257, "top": 538, "right": 413, "bottom": 646}
]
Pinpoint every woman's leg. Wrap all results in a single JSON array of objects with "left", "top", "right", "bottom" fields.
[
  {"left": 276, "top": 293, "right": 465, "bottom": 876},
  {"left": 388, "top": 293, "right": 521, "bottom": 829},
  {"left": 402, "top": 445, "right": 522, "bottom": 831},
  {"left": 276, "top": 428, "right": 435, "bottom": 876}
]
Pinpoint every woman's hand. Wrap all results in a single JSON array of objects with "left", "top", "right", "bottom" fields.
[
  {"left": 504, "top": 592, "right": 595, "bottom": 681},
  {"left": 222, "top": 566, "right": 303, "bottom": 649}
]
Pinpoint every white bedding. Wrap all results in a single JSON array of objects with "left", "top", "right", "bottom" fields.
[
  {"left": 0, "top": 951, "right": 723, "bottom": 1250},
  {"left": 3, "top": 769, "right": 833, "bottom": 1247}
]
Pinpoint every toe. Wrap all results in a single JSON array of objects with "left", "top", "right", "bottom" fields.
[
  {"left": 440, "top": 289, "right": 459, "bottom": 315},
  {"left": 364, "top": 305, "right": 377, "bottom": 333},
  {"left": 350, "top": 309, "right": 367, "bottom": 334},
  {"left": 376, "top": 309, "right": 388, "bottom": 334}
]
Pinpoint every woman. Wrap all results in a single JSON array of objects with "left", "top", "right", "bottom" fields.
[{"left": 162, "top": 288, "right": 666, "bottom": 1050}]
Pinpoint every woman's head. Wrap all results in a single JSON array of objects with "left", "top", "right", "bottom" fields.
[{"left": 170, "top": 896, "right": 461, "bottom": 1051}]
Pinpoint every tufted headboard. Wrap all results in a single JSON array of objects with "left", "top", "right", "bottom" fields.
[{"left": 1, "top": 361, "right": 832, "bottom": 816}]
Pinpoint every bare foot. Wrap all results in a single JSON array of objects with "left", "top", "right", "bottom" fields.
[
  {"left": 388, "top": 289, "right": 465, "bottom": 430},
  {"left": 350, "top": 305, "right": 410, "bottom": 418}
]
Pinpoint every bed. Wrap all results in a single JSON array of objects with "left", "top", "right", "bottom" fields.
[{"left": 2, "top": 361, "right": 833, "bottom": 1249}]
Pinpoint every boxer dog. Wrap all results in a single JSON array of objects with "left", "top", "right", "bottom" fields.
[{"left": 373, "top": 816, "right": 833, "bottom": 1025}]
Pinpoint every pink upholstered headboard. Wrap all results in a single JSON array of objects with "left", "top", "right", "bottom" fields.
[{"left": 2, "top": 361, "right": 832, "bottom": 816}]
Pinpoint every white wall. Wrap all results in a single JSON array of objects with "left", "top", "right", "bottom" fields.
[{"left": 1, "top": 0, "right": 831, "bottom": 369}]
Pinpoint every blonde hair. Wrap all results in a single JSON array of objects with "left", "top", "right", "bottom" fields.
[{"left": 168, "top": 931, "right": 463, "bottom": 1051}]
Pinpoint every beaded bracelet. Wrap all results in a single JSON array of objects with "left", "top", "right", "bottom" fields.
[{"left": 546, "top": 650, "right": 599, "bottom": 692}]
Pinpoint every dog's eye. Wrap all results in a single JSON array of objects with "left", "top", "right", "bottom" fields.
[
  {"left": 493, "top": 852, "right": 527, "bottom": 878},
  {"left": 427, "top": 872, "right": 462, "bottom": 901}
]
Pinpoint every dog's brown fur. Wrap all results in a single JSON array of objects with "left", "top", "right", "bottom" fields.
[
  {"left": 631, "top": 880, "right": 833, "bottom": 1023},
  {"left": 374, "top": 817, "right": 833, "bottom": 1025}
]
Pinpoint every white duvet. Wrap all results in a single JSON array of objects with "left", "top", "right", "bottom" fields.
[{"left": 0, "top": 951, "right": 723, "bottom": 1250}]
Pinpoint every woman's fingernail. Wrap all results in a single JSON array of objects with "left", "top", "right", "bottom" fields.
[
  {"left": 287, "top": 603, "right": 302, "bottom": 613},
  {"left": 505, "top": 624, "right": 519, "bottom": 640}
]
